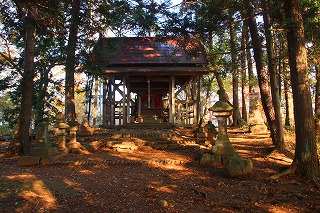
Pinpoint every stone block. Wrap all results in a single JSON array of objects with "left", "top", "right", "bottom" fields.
[
  {"left": 18, "top": 156, "right": 41, "bottom": 166},
  {"left": 89, "top": 141, "right": 103, "bottom": 150},
  {"left": 199, "top": 153, "right": 222, "bottom": 167},
  {"left": 112, "top": 143, "right": 138, "bottom": 151},
  {"left": 212, "top": 144, "right": 235, "bottom": 156},
  {"left": 40, "top": 157, "right": 54, "bottom": 165},
  {"left": 250, "top": 124, "right": 268, "bottom": 134},
  {"left": 29, "top": 146, "right": 58, "bottom": 157},
  {"left": 224, "top": 157, "right": 253, "bottom": 177}
]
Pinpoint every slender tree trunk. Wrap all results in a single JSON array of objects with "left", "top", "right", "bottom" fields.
[
  {"left": 65, "top": 0, "right": 80, "bottom": 121},
  {"left": 86, "top": 75, "right": 94, "bottom": 122},
  {"left": 262, "top": 0, "right": 285, "bottom": 151},
  {"left": 230, "top": 12, "right": 242, "bottom": 126},
  {"left": 283, "top": 73, "right": 291, "bottom": 127},
  {"left": 241, "top": 23, "right": 248, "bottom": 122},
  {"left": 92, "top": 76, "right": 99, "bottom": 128},
  {"left": 18, "top": 11, "right": 36, "bottom": 155},
  {"left": 34, "top": 68, "right": 50, "bottom": 127},
  {"left": 246, "top": 23, "right": 254, "bottom": 93},
  {"left": 243, "top": 0, "right": 278, "bottom": 146},
  {"left": 284, "top": 0, "right": 319, "bottom": 179},
  {"left": 315, "top": 65, "right": 320, "bottom": 141}
]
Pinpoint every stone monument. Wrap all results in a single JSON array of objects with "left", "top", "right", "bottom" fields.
[
  {"left": 200, "top": 90, "right": 253, "bottom": 177},
  {"left": 204, "top": 121, "right": 218, "bottom": 145},
  {"left": 29, "top": 122, "right": 59, "bottom": 157},
  {"left": 248, "top": 90, "right": 268, "bottom": 134},
  {"left": 77, "top": 117, "right": 94, "bottom": 136},
  {"left": 197, "top": 127, "right": 207, "bottom": 144}
]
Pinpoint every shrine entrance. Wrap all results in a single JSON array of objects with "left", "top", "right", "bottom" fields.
[{"left": 95, "top": 37, "right": 209, "bottom": 127}]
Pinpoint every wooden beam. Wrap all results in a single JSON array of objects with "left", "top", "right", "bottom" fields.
[
  {"left": 126, "top": 75, "right": 131, "bottom": 124},
  {"left": 169, "top": 76, "right": 175, "bottom": 123}
]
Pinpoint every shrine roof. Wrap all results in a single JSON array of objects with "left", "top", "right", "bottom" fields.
[{"left": 95, "top": 37, "right": 209, "bottom": 75}]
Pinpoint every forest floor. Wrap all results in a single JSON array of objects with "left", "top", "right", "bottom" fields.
[{"left": 0, "top": 127, "right": 320, "bottom": 213}]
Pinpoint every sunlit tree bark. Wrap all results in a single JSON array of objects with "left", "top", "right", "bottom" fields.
[
  {"left": 65, "top": 0, "right": 81, "bottom": 121},
  {"left": 283, "top": 0, "right": 319, "bottom": 179}
]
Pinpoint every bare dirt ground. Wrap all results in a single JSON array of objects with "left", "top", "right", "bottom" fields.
[{"left": 0, "top": 127, "right": 320, "bottom": 213}]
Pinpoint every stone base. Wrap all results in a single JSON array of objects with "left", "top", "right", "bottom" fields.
[
  {"left": 29, "top": 146, "right": 58, "bottom": 157},
  {"left": 78, "top": 128, "right": 94, "bottom": 136},
  {"left": 18, "top": 156, "right": 41, "bottom": 166},
  {"left": 68, "top": 141, "right": 82, "bottom": 149},
  {"left": 250, "top": 124, "right": 268, "bottom": 134},
  {"left": 224, "top": 157, "right": 253, "bottom": 177},
  {"left": 58, "top": 147, "right": 68, "bottom": 153},
  {"left": 199, "top": 153, "right": 253, "bottom": 177},
  {"left": 212, "top": 144, "right": 235, "bottom": 156},
  {"left": 200, "top": 153, "right": 222, "bottom": 167},
  {"left": 18, "top": 153, "right": 66, "bottom": 166}
]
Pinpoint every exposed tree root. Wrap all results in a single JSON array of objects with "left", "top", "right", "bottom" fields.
[
  {"left": 266, "top": 148, "right": 294, "bottom": 159},
  {"left": 311, "top": 179, "right": 320, "bottom": 188},
  {"left": 4, "top": 141, "right": 20, "bottom": 157},
  {"left": 269, "top": 163, "right": 297, "bottom": 180}
]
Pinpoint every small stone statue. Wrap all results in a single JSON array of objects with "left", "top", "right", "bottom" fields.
[{"left": 204, "top": 121, "right": 218, "bottom": 144}]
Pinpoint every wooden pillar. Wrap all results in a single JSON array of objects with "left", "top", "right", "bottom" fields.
[
  {"left": 196, "top": 75, "right": 202, "bottom": 125},
  {"left": 122, "top": 76, "right": 126, "bottom": 125},
  {"left": 138, "top": 95, "right": 141, "bottom": 117},
  {"left": 110, "top": 77, "right": 115, "bottom": 126},
  {"left": 126, "top": 76, "right": 131, "bottom": 124},
  {"left": 169, "top": 75, "right": 175, "bottom": 123},
  {"left": 102, "top": 80, "right": 107, "bottom": 126}
]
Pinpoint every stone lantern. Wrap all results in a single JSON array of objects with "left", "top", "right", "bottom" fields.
[
  {"left": 55, "top": 112, "right": 69, "bottom": 153},
  {"left": 209, "top": 89, "right": 235, "bottom": 156},
  {"left": 68, "top": 118, "right": 81, "bottom": 151},
  {"left": 200, "top": 89, "right": 253, "bottom": 177}
]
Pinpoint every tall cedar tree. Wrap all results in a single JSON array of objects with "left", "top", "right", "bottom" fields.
[
  {"left": 243, "top": 0, "right": 279, "bottom": 147},
  {"left": 18, "top": 8, "right": 35, "bottom": 154},
  {"left": 262, "top": 0, "right": 285, "bottom": 152},
  {"left": 282, "top": 0, "right": 319, "bottom": 179},
  {"left": 65, "top": 0, "right": 81, "bottom": 121}
]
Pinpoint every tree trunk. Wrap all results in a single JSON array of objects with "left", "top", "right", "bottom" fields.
[
  {"left": 92, "top": 76, "right": 99, "bottom": 128},
  {"left": 230, "top": 12, "right": 242, "bottom": 126},
  {"left": 262, "top": 0, "right": 285, "bottom": 151},
  {"left": 283, "top": 73, "right": 291, "bottom": 127},
  {"left": 86, "top": 75, "right": 94, "bottom": 122},
  {"left": 241, "top": 22, "right": 248, "bottom": 122},
  {"left": 315, "top": 65, "right": 320, "bottom": 141},
  {"left": 243, "top": 0, "right": 278, "bottom": 146},
  {"left": 18, "top": 11, "right": 36, "bottom": 155},
  {"left": 65, "top": 0, "right": 80, "bottom": 121},
  {"left": 246, "top": 22, "right": 254, "bottom": 93},
  {"left": 34, "top": 68, "right": 50, "bottom": 127},
  {"left": 284, "top": 0, "right": 320, "bottom": 179}
]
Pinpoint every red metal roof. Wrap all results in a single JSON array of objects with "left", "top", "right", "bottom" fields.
[{"left": 96, "top": 37, "right": 209, "bottom": 75}]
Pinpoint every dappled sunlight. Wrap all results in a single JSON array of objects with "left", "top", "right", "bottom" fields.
[
  {"left": 79, "top": 169, "right": 95, "bottom": 175},
  {"left": 5, "top": 174, "right": 36, "bottom": 180},
  {"left": 1, "top": 127, "right": 318, "bottom": 212},
  {"left": 18, "top": 180, "right": 58, "bottom": 210},
  {"left": 262, "top": 203, "right": 300, "bottom": 213},
  {"left": 266, "top": 155, "right": 293, "bottom": 166},
  {"left": 63, "top": 178, "right": 85, "bottom": 192},
  {"left": 150, "top": 183, "right": 178, "bottom": 194},
  {"left": 2, "top": 174, "right": 59, "bottom": 211}
]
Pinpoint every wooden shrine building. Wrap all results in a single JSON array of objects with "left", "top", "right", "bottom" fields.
[{"left": 95, "top": 37, "right": 209, "bottom": 127}]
